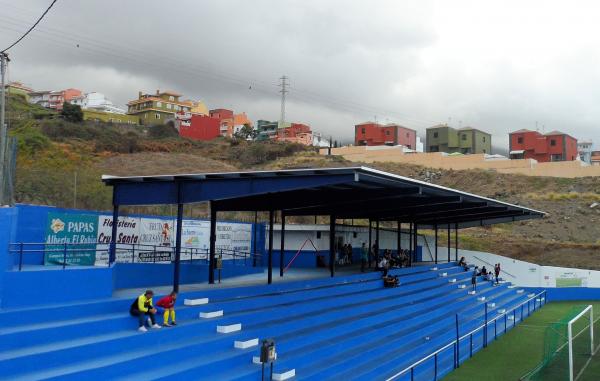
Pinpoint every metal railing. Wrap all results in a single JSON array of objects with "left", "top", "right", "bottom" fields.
[
  {"left": 386, "top": 290, "right": 548, "bottom": 381},
  {"left": 472, "top": 255, "right": 516, "bottom": 279},
  {"left": 9, "top": 242, "right": 260, "bottom": 270}
]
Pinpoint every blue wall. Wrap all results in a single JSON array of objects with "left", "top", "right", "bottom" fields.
[
  {"left": 2, "top": 267, "right": 114, "bottom": 308},
  {"left": 0, "top": 208, "right": 17, "bottom": 307},
  {"left": 527, "top": 287, "right": 600, "bottom": 301},
  {"left": 113, "top": 263, "right": 263, "bottom": 289}
]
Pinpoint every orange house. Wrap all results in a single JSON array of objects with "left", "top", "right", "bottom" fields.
[{"left": 49, "top": 88, "right": 82, "bottom": 111}]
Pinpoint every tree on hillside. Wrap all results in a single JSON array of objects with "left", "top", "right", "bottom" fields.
[
  {"left": 61, "top": 102, "right": 83, "bottom": 123},
  {"left": 233, "top": 123, "right": 257, "bottom": 140}
]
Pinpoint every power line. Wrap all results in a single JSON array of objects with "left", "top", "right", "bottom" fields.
[
  {"left": 0, "top": 6, "right": 444, "bottom": 130},
  {"left": 1, "top": 0, "right": 58, "bottom": 53}
]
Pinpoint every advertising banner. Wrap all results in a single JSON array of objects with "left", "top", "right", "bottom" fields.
[
  {"left": 95, "top": 215, "right": 141, "bottom": 265},
  {"left": 44, "top": 212, "right": 98, "bottom": 266},
  {"left": 138, "top": 218, "right": 175, "bottom": 263}
]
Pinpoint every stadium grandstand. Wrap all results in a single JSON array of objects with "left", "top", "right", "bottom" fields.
[{"left": 1, "top": 167, "right": 597, "bottom": 380}]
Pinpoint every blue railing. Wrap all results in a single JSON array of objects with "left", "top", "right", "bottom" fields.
[
  {"left": 8, "top": 242, "right": 260, "bottom": 270},
  {"left": 386, "top": 290, "right": 548, "bottom": 381}
]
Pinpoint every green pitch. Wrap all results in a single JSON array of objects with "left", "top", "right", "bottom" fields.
[{"left": 444, "top": 301, "right": 600, "bottom": 381}]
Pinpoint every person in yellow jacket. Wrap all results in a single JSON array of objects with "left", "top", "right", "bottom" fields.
[{"left": 129, "top": 290, "right": 162, "bottom": 332}]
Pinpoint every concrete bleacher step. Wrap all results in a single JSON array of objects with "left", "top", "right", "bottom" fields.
[
  {"left": 0, "top": 264, "right": 468, "bottom": 372},
  {"left": 7, "top": 264, "right": 516, "bottom": 380},
  {"left": 272, "top": 369, "right": 296, "bottom": 381},
  {"left": 217, "top": 323, "right": 242, "bottom": 333},
  {"left": 294, "top": 285, "right": 517, "bottom": 380},
  {"left": 257, "top": 283, "right": 510, "bottom": 380},
  {"left": 160, "top": 284, "right": 501, "bottom": 381},
  {"left": 57, "top": 267, "right": 475, "bottom": 381},
  {"left": 2, "top": 267, "right": 465, "bottom": 379},
  {"left": 330, "top": 291, "right": 530, "bottom": 381},
  {"left": 234, "top": 338, "right": 258, "bottom": 349},
  {"left": 200, "top": 310, "right": 223, "bottom": 319},
  {"left": 184, "top": 298, "right": 209, "bottom": 306}
]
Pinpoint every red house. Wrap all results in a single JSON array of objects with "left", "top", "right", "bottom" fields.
[
  {"left": 355, "top": 122, "right": 417, "bottom": 149},
  {"left": 176, "top": 113, "right": 220, "bottom": 141},
  {"left": 509, "top": 129, "right": 578, "bottom": 162}
]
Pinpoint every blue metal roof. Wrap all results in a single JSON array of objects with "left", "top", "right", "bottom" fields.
[{"left": 102, "top": 166, "right": 545, "bottom": 229}]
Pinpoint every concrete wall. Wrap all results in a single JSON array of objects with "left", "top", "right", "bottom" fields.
[
  {"left": 457, "top": 248, "right": 600, "bottom": 289},
  {"left": 321, "top": 146, "right": 600, "bottom": 177}
]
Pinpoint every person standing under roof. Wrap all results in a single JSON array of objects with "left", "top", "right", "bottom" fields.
[{"left": 471, "top": 267, "right": 478, "bottom": 291}]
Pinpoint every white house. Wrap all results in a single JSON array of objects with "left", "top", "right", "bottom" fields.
[{"left": 70, "top": 92, "right": 126, "bottom": 114}]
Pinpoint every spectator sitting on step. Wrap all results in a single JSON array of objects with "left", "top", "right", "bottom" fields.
[
  {"left": 156, "top": 291, "right": 178, "bottom": 327},
  {"left": 458, "top": 256, "right": 468, "bottom": 270},
  {"left": 130, "top": 290, "right": 162, "bottom": 332},
  {"left": 481, "top": 266, "right": 488, "bottom": 276}
]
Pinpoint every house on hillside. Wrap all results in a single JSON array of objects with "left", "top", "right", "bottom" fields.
[
  {"left": 48, "top": 88, "right": 82, "bottom": 111},
  {"left": 70, "top": 92, "right": 126, "bottom": 114},
  {"left": 355, "top": 122, "right": 416, "bottom": 149},
  {"left": 5, "top": 81, "right": 33, "bottom": 100},
  {"left": 578, "top": 140, "right": 593, "bottom": 164},
  {"left": 509, "top": 129, "right": 578, "bottom": 162},
  {"left": 426, "top": 124, "right": 492, "bottom": 154},
  {"left": 127, "top": 90, "right": 191, "bottom": 125}
]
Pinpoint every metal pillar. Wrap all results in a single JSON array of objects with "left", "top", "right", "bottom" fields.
[
  {"left": 413, "top": 223, "right": 418, "bottom": 264},
  {"left": 409, "top": 223, "right": 413, "bottom": 266},
  {"left": 375, "top": 219, "right": 380, "bottom": 264},
  {"left": 455, "top": 223, "right": 459, "bottom": 262},
  {"left": 368, "top": 219, "right": 372, "bottom": 268},
  {"left": 329, "top": 215, "right": 335, "bottom": 277},
  {"left": 109, "top": 202, "right": 119, "bottom": 265},
  {"left": 397, "top": 220, "right": 401, "bottom": 254},
  {"left": 208, "top": 202, "right": 217, "bottom": 284},
  {"left": 252, "top": 211, "right": 257, "bottom": 267},
  {"left": 434, "top": 224, "right": 438, "bottom": 264},
  {"left": 173, "top": 202, "right": 184, "bottom": 292},
  {"left": 268, "top": 210, "right": 274, "bottom": 284},
  {"left": 447, "top": 224, "right": 451, "bottom": 262},
  {"left": 279, "top": 211, "right": 285, "bottom": 277}
]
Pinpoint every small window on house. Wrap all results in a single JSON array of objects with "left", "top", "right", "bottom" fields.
[
  {"left": 155, "top": 113, "right": 160, "bottom": 119},
  {"left": 169, "top": 96, "right": 174, "bottom": 101},
  {"left": 316, "top": 231, "right": 322, "bottom": 239},
  {"left": 353, "top": 232, "right": 357, "bottom": 238},
  {"left": 166, "top": 103, "right": 172, "bottom": 109},
  {"left": 483, "top": 136, "right": 486, "bottom": 142},
  {"left": 433, "top": 132, "right": 438, "bottom": 138},
  {"left": 385, "top": 130, "right": 390, "bottom": 136},
  {"left": 517, "top": 137, "right": 523, "bottom": 144},
  {"left": 551, "top": 139, "right": 556, "bottom": 146},
  {"left": 156, "top": 101, "right": 162, "bottom": 107},
  {"left": 406, "top": 133, "right": 409, "bottom": 138},
  {"left": 461, "top": 134, "right": 467, "bottom": 140},
  {"left": 483, "top": 149, "right": 486, "bottom": 153},
  {"left": 361, "top": 128, "right": 365, "bottom": 134}
]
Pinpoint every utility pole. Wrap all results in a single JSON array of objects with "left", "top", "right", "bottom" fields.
[
  {"left": 279, "top": 75, "right": 288, "bottom": 128},
  {"left": 0, "top": 52, "right": 9, "bottom": 206}
]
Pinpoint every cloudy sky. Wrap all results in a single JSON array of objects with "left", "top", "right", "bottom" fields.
[{"left": 2, "top": 0, "right": 599, "bottom": 148}]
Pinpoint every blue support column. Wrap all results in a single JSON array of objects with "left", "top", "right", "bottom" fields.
[
  {"left": 208, "top": 202, "right": 217, "bottom": 284},
  {"left": 279, "top": 211, "right": 285, "bottom": 277},
  {"left": 268, "top": 209, "right": 274, "bottom": 284},
  {"left": 172, "top": 202, "right": 184, "bottom": 292},
  {"left": 109, "top": 202, "right": 119, "bottom": 265}
]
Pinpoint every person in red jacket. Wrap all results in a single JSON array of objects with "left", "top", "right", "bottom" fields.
[{"left": 156, "top": 291, "right": 177, "bottom": 327}]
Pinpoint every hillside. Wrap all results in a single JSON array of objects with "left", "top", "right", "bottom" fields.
[{"left": 6, "top": 94, "right": 600, "bottom": 270}]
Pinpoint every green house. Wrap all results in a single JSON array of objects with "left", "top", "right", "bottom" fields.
[{"left": 426, "top": 125, "right": 492, "bottom": 154}]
